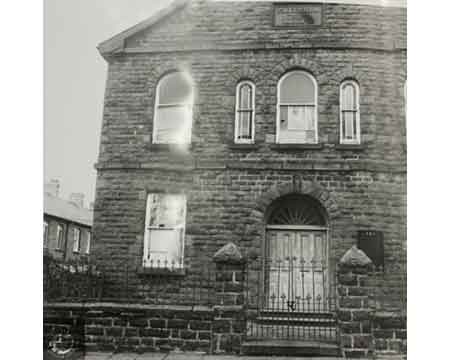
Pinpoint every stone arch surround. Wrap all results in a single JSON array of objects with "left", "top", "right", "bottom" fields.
[{"left": 245, "top": 179, "right": 340, "bottom": 260}]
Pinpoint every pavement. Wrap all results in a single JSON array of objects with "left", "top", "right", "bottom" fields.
[{"left": 79, "top": 353, "right": 343, "bottom": 360}]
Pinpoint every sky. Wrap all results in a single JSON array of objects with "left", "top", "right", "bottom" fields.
[{"left": 44, "top": 0, "right": 406, "bottom": 205}]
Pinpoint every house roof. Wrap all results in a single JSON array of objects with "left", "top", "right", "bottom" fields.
[
  {"left": 97, "top": 0, "right": 189, "bottom": 56},
  {"left": 44, "top": 193, "right": 93, "bottom": 227}
]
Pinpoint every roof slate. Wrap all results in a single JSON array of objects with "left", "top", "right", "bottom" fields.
[{"left": 44, "top": 193, "right": 93, "bottom": 227}]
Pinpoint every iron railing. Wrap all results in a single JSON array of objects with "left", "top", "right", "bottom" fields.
[
  {"left": 244, "top": 257, "right": 338, "bottom": 342},
  {"left": 43, "top": 254, "right": 215, "bottom": 306}
]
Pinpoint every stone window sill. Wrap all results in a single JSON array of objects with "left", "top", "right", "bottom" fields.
[
  {"left": 148, "top": 143, "right": 193, "bottom": 152},
  {"left": 270, "top": 143, "right": 324, "bottom": 150},
  {"left": 137, "top": 267, "right": 186, "bottom": 277},
  {"left": 227, "top": 143, "right": 260, "bottom": 150},
  {"left": 335, "top": 143, "right": 365, "bottom": 150}
]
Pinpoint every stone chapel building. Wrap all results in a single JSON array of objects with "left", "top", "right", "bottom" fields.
[{"left": 91, "top": 0, "right": 406, "bottom": 355}]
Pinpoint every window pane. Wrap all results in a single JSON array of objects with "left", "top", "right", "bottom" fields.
[
  {"left": 286, "top": 106, "right": 315, "bottom": 131},
  {"left": 280, "top": 72, "right": 315, "bottom": 103},
  {"left": 342, "top": 83, "right": 356, "bottom": 110},
  {"left": 342, "top": 111, "right": 356, "bottom": 139},
  {"left": 43, "top": 223, "right": 48, "bottom": 248},
  {"left": 279, "top": 105, "right": 316, "bottom": 143},
  {"left": 86, "top": 233, "right": 91, "bottom": 254},
  {"left": 158, "top": 72, "right": 193, "bottom": 104},
  {"left": 148, "top": 194, "right": 186, "bottom": 227},
  {"left": 239, "top": 84, "right": 252, "bottom": 109},
  {"left": 148, "top": 229, "right": 183, "bottom": 266},
  {"left": 237, "top": 111, "right": 252, "bottom": 139},
  {"left": 154, "top": 105, "right": 192, "bottom": 143}
]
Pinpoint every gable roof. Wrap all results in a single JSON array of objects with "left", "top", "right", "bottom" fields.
[
  {"left": 98, "top": 0, "right": 190, "bottom": 56},
  {"left": 98, "top": 0, "right": 406, "bottom": 57},
  {"left": 44, "top": 193, "right": 93, "bottom": 227}
]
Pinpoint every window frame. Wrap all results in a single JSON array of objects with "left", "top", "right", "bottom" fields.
[
  {"left": 276, "top": 70, "right": 319, "bottom": 144},
  {"left": 152, "top": 72, "right": 194, "bottom": 145},
  {"left": 43, "top": 221, "right": 49, "bottom": 248},
  {"left": 85, "top": 231, "right": 91, "bottom": 254},
  {"left": 339, "top": 79, "right": 361, "bottom": 145},
  {"left": 234, "top": 80, "right": 256, "bottom": 144},
  {"left": 73, "top": 227, "right": 81, "bottom": 253},
  {"left": 142, "top": 193, "right": 187, "bottom": 269},
  {"left": 56, "top": 224, "right": 64, "bottom": 250}
]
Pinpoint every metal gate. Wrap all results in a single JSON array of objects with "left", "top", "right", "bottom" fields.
[{"left": 245, "top": 227, "right": 337, "bottom": 342}]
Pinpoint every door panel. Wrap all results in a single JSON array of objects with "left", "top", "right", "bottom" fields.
[{"left": 266, "top": 229, "right": 328, "bottom": 312}]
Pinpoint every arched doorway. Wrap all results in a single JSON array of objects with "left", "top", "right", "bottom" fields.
[{"left": 264, "top": 194, "right": 331, "bottom": 313}]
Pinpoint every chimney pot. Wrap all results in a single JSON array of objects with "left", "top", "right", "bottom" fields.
[
  {"left": 69, "top": 193, "right": 85, "bottom": 208},
  {"left": 44, "top": 179, "right": 60, "bottom": 197}
]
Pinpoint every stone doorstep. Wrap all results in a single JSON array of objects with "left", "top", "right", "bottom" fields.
[{"left": 82, "top": 354, "right": 348, "bottom": 360}]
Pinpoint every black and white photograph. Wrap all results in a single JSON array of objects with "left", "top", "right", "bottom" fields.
[
  {"left": 8, "top": 0, "right": 434, "bottom": 359},
  {"left": 41, "top": 1, "right": 407, "bottom": 359}
]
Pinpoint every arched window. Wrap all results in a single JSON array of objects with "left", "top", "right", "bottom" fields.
[
  {"left": 277, "top": 71, "right": 318, "bottom": 144},
  {"left": 235, "top": 81, "right": 255, "bottom": 143},
  {"left": 153, "top": 72, "right": 193, "bottom": 144},
  {"left": 339, "top": 80, "right": 360, "bottom": 144}
]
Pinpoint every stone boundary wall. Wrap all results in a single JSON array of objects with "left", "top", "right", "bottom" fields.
[
  {"left": 336, "top": 246, "right": 407, "bottom": 359},
  {"left": 372, "top": 311, "right": 407, "bottom": 357},
  {"left": 44, "top": 302, "right": 245, "bottom": 354}
]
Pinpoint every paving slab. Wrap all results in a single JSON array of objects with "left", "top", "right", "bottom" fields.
[
  {"left": 166, "top": 353, "right": 206, "bottom": 360},
  {"left": 83, "top": 353, "right": 113, "bottom": 360},
  {"left": 135, "top": 353, "right": 167, "bottom": 360},
  {"left": 110, "top": 353, "right": 140, "bottom": 360}
]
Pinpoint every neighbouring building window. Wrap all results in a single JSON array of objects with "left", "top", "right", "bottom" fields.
[
  {"left": 153, "top": 72, "right": 193, "bottom": 144},
  {"left": 235, "top": 81, "right": 255, "bottom": 143},
  {"left": 277, "top": 71, "right": 318, "bottom": 144},
  {"left": 56, "top": 224, "right": 64, "bottom": 250},
  {"left": 86, "top": 232, "right": 91, "bottom": 254},
  {"left": 73, "top": 228, "right": 81, "bottom": 253},
  {"left": 43, "top": 221, "right": 49, "bottom": 248},
  {"left": 143, "top": 194, "right": 186, "bottom": 269},
  {"left": 340, "top": 80, "right": 360, "bottom": 144}
]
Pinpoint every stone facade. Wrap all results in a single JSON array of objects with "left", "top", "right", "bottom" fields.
[{"left": 93, "top": 0, "right": 406, "bottom": 309}]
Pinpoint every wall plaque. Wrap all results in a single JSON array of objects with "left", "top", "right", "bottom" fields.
[
  {"left": 274, "top": 3, "right": 323, "bottom": 27},
  {"left": 357, "top": 230, "right": 384, "bottom": 270}
]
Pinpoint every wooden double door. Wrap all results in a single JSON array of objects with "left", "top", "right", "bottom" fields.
[{"left": 264, "top": 227, "right": 331, "bottom": 313}]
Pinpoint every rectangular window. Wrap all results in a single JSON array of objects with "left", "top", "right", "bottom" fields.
[
  {"left": 73, "top": 228, "right": 81, "bottom": 253},
  {"left": 143, "top": 194, "right": 186, "bottom": 269},
  {"left": 56, "top": 224, "right": 64, "bottom": 250},
  {"left": 85, "top": 232, "right": 91, "bottom": 254},
  {"left": 43, "top": 222, "right": 49, "bottom": 248}
]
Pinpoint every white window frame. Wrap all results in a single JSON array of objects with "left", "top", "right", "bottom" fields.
[
  {"left": 143, "top": 194, "right": 186, "bottom": 269},
  {"left": 73, "top": 228, "right": 81, "bottom": 253},
  {"left": 152, "top": 72, "right": 194, "bottom": 145},
  {"left": 43, "top": 221, "right": 49, "bottom": 248},
  {"left": 339, "top": 80, "right": 361, "bottom": 145},
  {"left": 56, "top": 224, "right": 64, "bottom": 250},
  {"left": 234, "top": 80, "right": 256, "bottom": 144},
  {"left": 85, "top": 232, "right": 91, "bottom": 254},
  {"left": 276, "top": 70, "right": 318, "bottom": 144}
]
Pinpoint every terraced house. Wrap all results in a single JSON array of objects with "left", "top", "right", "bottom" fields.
[{"left": 48, "top": 0, "right": 407, "bottom": 357}]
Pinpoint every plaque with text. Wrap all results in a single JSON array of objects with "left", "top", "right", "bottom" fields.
[{"left": 274, "top": 3, "right": 323, "bottom": 27}]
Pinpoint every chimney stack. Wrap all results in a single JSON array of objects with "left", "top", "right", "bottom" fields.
[
  {"left": 70, "top": 193, "right": 85, "bottom": 208},
  {"left": 44, "top": 179, "right": 60, "bottom": 197}
]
